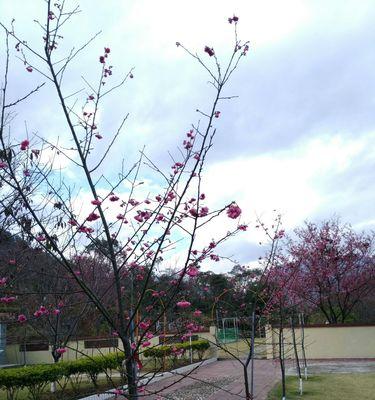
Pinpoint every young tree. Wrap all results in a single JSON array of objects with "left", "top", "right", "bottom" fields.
[{"left": 1, "top": 2, "right": 249, "bottom": 398}]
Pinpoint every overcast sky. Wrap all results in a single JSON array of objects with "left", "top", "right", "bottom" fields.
[{"left": 1, "top": 0, "right": 374, "bottom": 270}]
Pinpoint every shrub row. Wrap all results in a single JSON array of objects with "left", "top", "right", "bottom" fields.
[
  {"left": 143, "top": 339, "right": 210, "bottom": 359},
  {"left": 0, "top": 352, "right": 125, "bottom": 398}
]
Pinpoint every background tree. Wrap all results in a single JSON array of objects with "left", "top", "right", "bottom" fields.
[{"left": 276, "top": 219, "right": 375, "bottom": 323}]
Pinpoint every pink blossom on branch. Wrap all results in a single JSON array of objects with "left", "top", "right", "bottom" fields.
[
  {"left": 177, "top": 300, "right": 191, "bottom": 308},
  {"left": 204, "top": 46, "right": 215, "bottom": 57},
  {"left": 18, "top": 314, "right": 27, "bottom": 323},
  {"left": 227, "top": 203, "right": 242, "bottom": 219},
  {"left": 186, "top": 266, "right": 199, "bottom": 277},
  {"left": 86, "top": 212, "right": 100, "bottom": 222},
  {"left": 228, "top": 15, "right": 239, "bottom": 24},
  {"left": 20, "top": 139, "right": 29, "bottom": 150},
  {"left": 91, "top": 199, "right": 102, "bottom": 206}
]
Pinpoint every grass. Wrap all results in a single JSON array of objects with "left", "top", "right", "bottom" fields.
[{"left": 267, "top": 373, "right": 375, "bottom": 400}]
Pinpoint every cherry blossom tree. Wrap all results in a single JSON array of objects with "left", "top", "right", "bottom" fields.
[
  {"left": 0, "top": 2, "right": 249, "bottom": 398},
  {"left": 271, "top": 219, "right": 375, "bottom": 324}
]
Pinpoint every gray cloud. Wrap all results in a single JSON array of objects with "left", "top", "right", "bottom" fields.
[{"left": 1, "top": 0, "right": 374, "bottom": 269}]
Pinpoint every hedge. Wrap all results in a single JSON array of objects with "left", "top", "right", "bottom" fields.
[
  {"left": 143, "top": 339, "right": 210, "bottom": 359},
  {"left": 0, "top": 352, "right": 126, "bottom": 399}
]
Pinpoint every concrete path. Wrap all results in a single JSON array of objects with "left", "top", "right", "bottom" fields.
[
  {"left": 286, "top": 359, "right": 375, "bottom": 375},
  {"left": 140, "top": 359, "right": 280, "bottom": 400}
]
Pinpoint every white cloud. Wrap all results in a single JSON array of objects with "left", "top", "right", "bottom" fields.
[{"left": 203, "top": 133, "right": 374, "bottom": 239}]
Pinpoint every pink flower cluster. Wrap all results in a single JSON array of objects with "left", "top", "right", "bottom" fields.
[
  {"left": 228, "top": 15, "right": 239, "bottom": 24},
  {"left": 20, "top": 139, "right": 29, "bottom": 150},
  {"left": 18, "top": 314, "right": 27, "bottom": 323},
  {"left": 34, "top": 305, "right": 49, "bottom": 318},
  {"left": 204, "top": 46, "right": 215, "bottom": 57},
  {"left": 227, "top": 203, "right": 242, "bottom": 219},
  {"left": 176, "top": 300, "right": 191, "bottom": 308},
  {"left": 99, "top": 47, "right": 111, "bottom": 64},
  {"left": 1, "top": 296, "right": 16, "bottom": 303}
]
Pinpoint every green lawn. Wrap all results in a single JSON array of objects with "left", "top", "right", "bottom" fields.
[{"left": 268, "top": 374, "right": 375, "bottom": 400}]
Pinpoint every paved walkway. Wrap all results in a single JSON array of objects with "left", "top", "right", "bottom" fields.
[
  {"left": 108, "top": 359, "right": 375, "bottom": 399},
  {"left": 140, "top": 359, "right": 280, "bottom": 400},
  {"left": 286, "top": 359, "right": 375, "bottom": 375}
]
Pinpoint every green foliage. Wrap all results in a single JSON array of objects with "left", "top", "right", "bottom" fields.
[
  {"left": 0, "top": 352, "right": 125, "bottom": 399},
  {"left": 143, "top": 339, "right": 210, "bottom": 360}
]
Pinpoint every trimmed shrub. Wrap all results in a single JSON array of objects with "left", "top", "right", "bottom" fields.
[
  {"left": 143, "top": 339, "right": 210, "bottom": 360},
  {"left": 0, "top": 352, "right": 125, "bottom": 399}
]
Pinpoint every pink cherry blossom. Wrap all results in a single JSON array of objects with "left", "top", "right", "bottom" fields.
[
  {"left": 204, "top": 46, "right": 215, "bottom": 57},
  {"left": 18, "top": 314, "right": 27, "bottom": 323},
  {"left": 20, "top": 139, "right": 30, "bottom": 150},
  {"left": 1, "top": 296, "right": 16, "bottom": 303},
  {"left": 187, "top": 266, "right": 199, "bottom": 277},
  {"left": 228, "top": 15, "right": 239, "bottom": 24},
  {"left": 91, "top": 199, "right": 102, "bottom": 206},
  {"left": 86, "top": 212, "right": 100, "bottom": 222},
  {"left": 177, "top": 300, "right": 191, "bottom": 308},
  {"left": 199, "top": 206, "right": 209, "bottom": 217},
  {"left": 139, "top": 321, "right": 150, "bottom": 330},
  {"left": 227, "top": 203, "right": 242, "bottom": 219}
]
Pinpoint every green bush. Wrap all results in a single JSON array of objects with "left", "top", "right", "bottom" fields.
[
  {"left": 0, "top": 352, "right": 125, "bottom": 399},
  {"left": 143, "top": 339, "right": 210, "bottom": 360}
]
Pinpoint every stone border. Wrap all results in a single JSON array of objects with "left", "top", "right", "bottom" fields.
[{"left": 79, "top": 357, "right": 218, "bottom": 400}]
